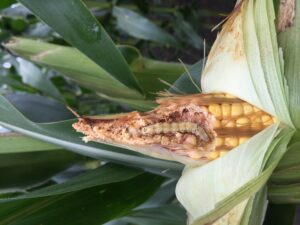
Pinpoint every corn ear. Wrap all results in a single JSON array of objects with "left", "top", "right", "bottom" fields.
[
  {"left": 176, "top": 0, "right": 295, "bottom": 224},
  {"left": 201, "top": 0, "right": 293, "bottom": 128},
  {"left": 73, "top": 93, "right": 274, "bottom": 166}
]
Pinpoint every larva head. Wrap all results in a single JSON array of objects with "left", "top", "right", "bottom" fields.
[{"left": 73, "top": 93, "right": 275, "bottom": 166}]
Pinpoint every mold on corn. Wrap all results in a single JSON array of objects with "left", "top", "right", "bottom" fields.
[{"left": 73, "top": 93, "right": 275, "bottom": 164}]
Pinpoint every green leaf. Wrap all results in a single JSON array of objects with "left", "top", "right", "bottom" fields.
[
  {"left": 0, "top": 0, "right": 16, "bottom": 9},
  {"left": 0, "top": 95, "right": 183, "bottom": 175},
  {"left": 174, "top": 13, "right": 203, "bottom": 50},
  {"left": 4, "top": 37, "right": 184, "bottom": 109},
  {"left": 18, "top": 0, "right": 143, "bottom": 94},
  {"left": 16, "top": 58, "right": 63, "bottom": 101},
  {"left": 0, "top": 163, "right": 142, "bottom": 202},
  {"left": 278, "top": 0, "right": 300, "bottom": 129},
  {"left": 0, "top": 171, "right": 164, "bottom": 225},
  {"left": 112, "top": 7, "right": 178, "bottom": 46},
  {"left": 170, "top": 60, "right": 202, "bottom": 94},
  {"left": 263, "top": 204, "right": 297, "bottom": 225},
  {"left": 268, "top": 182, "right": 300, "bottom": 204},
  {"left": 5, "top": 93, "right": 73, "bottom": 122},
  {"left": 4, "top": 37, "right": 143, "bottom": 101},
  {"left": 118, "top": 204, "right": 186, "bottom": 225},
  {"left": 271, "top": 140, "right": 300, "bottom": 184},
  {"left": 0, "top": 133, "right": 59, "bottom": 154},
  {"left": 0, "top": 150, "right": 83, "bottom": 191}
]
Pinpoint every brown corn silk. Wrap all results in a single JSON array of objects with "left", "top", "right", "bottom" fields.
[{"left": 73, "top": 93, "right": 275, "bottom": 165}]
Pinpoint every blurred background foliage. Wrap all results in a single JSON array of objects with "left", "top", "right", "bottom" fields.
[{"left": 2, "top": 1, "right": 297, "bottom": 225}]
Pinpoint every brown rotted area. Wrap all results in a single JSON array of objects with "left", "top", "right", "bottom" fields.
[{"left": 73, "top": 102, "right": 217, "bottom": 159}]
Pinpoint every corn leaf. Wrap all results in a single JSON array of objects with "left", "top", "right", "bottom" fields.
[
  {"left": 170, "top": 59, "right": 202, "bottom": 94},
  {"left": 0, "top": 133, "right": 59, "bottom": 154},
  {"left": 114, "top": 204, "right": 186, "bottom": 225},
  {"left": 269, "top": 182, "right": 300, "bottom": 204},
  {"left": 264, "top": 204, "right": 297, "bottom": 225},
  {"left": 112, "top": 7, "right": 178, "bottom": 46},
  {"left": 0, "top": 163, "right": 143, "bottom": 202},
  {"left": 0, "top": 150, "right": 83, "bottom": 191},
  {"left": 0, "top": 165, "right": 164, "bottom": 225},
  {"left": 18, "top": 0, "right": 143, "bottom": 94},
  {"left": 16, "top": 58, "right": 63, "bottom": 101},
  {"left": 0, "top": 95, "right": 183, "bottom": 175},
  {"left": 4, "top": 37, "right": 143, "bottom": 100},
  {"left": 4, "top": 37, "right": 184, "bottom": 109}
]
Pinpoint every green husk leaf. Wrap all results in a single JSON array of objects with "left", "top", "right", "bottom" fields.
[
  {"left": 241, "top": 186, "right": 268, "bottom": 225},
  {"left": 176, "top": 125, "right": 293, "bottom": 225},
  {"left": 278, "top": 0, "right": 300, "bottom": 129}
]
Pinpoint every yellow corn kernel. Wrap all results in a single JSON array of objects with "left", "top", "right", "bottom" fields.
[
  {"left": 236, "top": 116, "right": 250, "bottom": 128},
  {"left": 208, "top": 151, "right": 220, "bottom": 159},
  {"left": 253, "top": 106, "right": 261, "bottom": 112},
  {"left": 221, "top": 103, "right": 231, "bottom": 119},
  {"left": 216, "top": 137, "right": 224, "bottom": 147},
  {"left": 225, "top": 137, "right": 239, "bottom": 147},
  {"left": 239, "top": 137, "right": 249, "bottom": 145},
  {"left": 209, "top": 104, "right": 222, "bottom": 118},
  {"left": 242, "top": 103, "right": 253, "bottom": 115},
  {"left": 219, "top": 150, "right": 228, "bottom": 157},
  {"left": 225, "top": 94, "right": 236, "bottom": 98},
  {"left": 250, "top": 116, "right": 262, "bottom": 130},
  {"left": 231, "top": 103, "right": 243, "bottom": 117},
  {"left": 221, "top": 119, "right": 236, "bottom": 128},
  {"left": 262, "top": 115, "right": 273, "bottom": 126},
  {"left": 214, "top": 93, "right": 226, "bottom": 98},
  {"left": 214, "top": 119, "right": 221, "bottom": 128}
]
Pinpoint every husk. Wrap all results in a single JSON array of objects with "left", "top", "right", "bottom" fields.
[{"left": 176, "top": 124, "right": 279, "bottom": 224}]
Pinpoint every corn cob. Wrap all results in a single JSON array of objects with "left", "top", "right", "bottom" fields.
[{"left": 73, "top": 93, "right": 275, "bottom": 163}]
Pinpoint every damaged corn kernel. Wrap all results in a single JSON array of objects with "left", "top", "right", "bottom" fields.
[{"left": 73, "top": 93, "right": 275, "bottom": 164}]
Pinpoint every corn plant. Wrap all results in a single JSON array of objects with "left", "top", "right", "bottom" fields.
[{"left": 0, "top": 0, "right": 300, "bottom": 225}]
